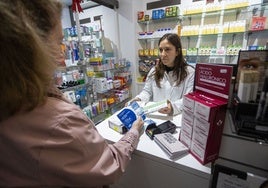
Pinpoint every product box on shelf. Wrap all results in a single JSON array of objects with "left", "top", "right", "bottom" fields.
[
  {"left": 250, "top": 16, "right": 267, "bottom": 31},
  {"left": 152, "top": 9, "right": 165, "bottom": 20},
  {"left": 165, "top": 6, "right": 179, "bottom": 17},
  {"left": 137, "top": 11, "right": 145, "bottom": 22},
  {"left": 179, "top": 63, "right": 233, "bottom": 165}
]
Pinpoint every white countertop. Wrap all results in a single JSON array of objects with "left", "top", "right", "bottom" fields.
[{"left": 96, "top": 113, "right": 211, "bottom": 179}]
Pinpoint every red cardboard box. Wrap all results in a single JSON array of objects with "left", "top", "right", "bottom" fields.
[{"left": 179, "top": 63, "right": 233, "bottom": 165}]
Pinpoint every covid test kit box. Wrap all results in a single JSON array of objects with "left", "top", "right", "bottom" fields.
[{"left": 180, "top": 63, "right": 233, "bottom": 165}]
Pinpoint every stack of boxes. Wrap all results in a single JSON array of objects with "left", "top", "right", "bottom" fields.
[{"left": 179, "top": 63, "right": 233, "bottom": 165}]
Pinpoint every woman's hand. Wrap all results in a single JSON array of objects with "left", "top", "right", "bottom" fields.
[
  {"left": 158, "top": 101, "right": 173, "bottom": 115},
  {"left": 125, "top": 98, "right": 141, "bottom": 107},
  {"left": 131, "top": 116, "right": 144, "bottom": 136}
]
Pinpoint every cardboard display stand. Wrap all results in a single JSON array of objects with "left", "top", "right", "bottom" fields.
[{"left": 179, "top": 63, "right": 233, "bottom": 165}]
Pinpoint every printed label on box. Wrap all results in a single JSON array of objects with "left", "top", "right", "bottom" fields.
[
  {"left": 190, "top": 141, "right": 205, "bottom": 162},
  {"left": 179, "top": 131, "right": 192, "bottom": 148},
  {"left": 182, "top": 110, "right": 194, "bottom": 125},
  {"left": 195, "top": 63, "right": 233, "bottom": 101},
  {"left": 181, "top": 119, "right": 193, "bottom": 136},
  {"left": 183, "top": 94, "right": 195, "bottom": 113},
  {"left": 194, "top": 117, "right": 210, "bottom": 136},
  {"left": 192, "top": 128, "right": 208, "bottom": 147},
  {"left": 117, "top": 101, "right": 146, "bottom": 130}
]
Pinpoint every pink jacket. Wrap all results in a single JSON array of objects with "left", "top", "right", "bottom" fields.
[{"left": 0, "top": 88, "right": 140, "bottom": 187}]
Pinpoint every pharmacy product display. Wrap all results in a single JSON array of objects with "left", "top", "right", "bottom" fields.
[
  {"left": 180, "top": 63, "right": 233, "bottom": 165},
  {"left": 181, "top": 0, "right": 267, "bottom": 65},
  {"left": 136, "top": 6, "right": 182, "bottom": 82},
  {"left": 136, "top": 1, "right": 268, "bottom": 82},
  {"left": 57, "top": 24, "right": 133, "bottom": 123}
]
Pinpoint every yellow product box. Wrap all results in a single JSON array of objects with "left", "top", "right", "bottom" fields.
[
  {"left": 182, "top": 49, "right": 187, "bottom": 56},
  {"left": 153, "top": 48, "right": 159, "bottom": 56},
  {"left": 144, "top": 49, "right": 149, "bottom": 56},
  {"left": 149, "top": 49, "right": 154, "bottom": 56},
  {"left": 137, "top": 76, "right": 145, "bottom": 83},
  {"left": 240, "top": 1, "right": 249, "bottom": 7},
  {"left": 138, "top": 49, "right": 144, "bottom": 56}
]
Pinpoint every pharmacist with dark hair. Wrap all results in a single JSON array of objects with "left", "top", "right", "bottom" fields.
[
  {"left": 0, "top": 0, "right": 144, "bottom": 187},
  {"left": 127, "top": 33, "right": 195, "bottom": 115}
]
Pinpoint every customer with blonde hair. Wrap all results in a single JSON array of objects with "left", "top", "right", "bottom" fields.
[{"left": 0, "top": 0, "right": 144, "bottom": 187}]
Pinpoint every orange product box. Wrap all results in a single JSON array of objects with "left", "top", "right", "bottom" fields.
[{"left": 137, "top": 11, "right": 145, "bottom": 21}]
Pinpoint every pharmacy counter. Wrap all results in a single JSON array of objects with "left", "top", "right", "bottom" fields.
[{"left": 96, "top": 114, "right": 211, "bottom": 188}]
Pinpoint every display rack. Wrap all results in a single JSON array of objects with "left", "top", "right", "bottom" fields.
[
  {"left": 136, "top": 1, "right": 268, "bottom": 83},
  {"left": 57, "top": 3, "right": 132, "bottom": 124}
]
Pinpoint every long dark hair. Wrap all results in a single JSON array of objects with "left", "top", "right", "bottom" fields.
[{"left": 153, "top": 33, "right": 189, "bottom": 88}]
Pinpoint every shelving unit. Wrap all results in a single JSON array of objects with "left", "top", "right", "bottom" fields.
[
  {"left": 58, "top": 8, "right": 133, "bottom": 123},
  {"left": 181, "top": 1, "right": 268, "bottom": 65},
  {"left": 181, "top": 3, "right": 249, "bottom": 65},
  {"left": 136, "top": 12, "right": 182, "bottom": 83},
  {"left": 135, "top": 1, "right": 268, "bottom": 85}
]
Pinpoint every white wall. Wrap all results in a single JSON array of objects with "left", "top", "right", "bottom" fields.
[
  {"left": 61, "top": 5, "right": 72, "bottom": 28},
  {"left": 116, "top": 0, "right": 144, "bottom": 97},
  {"left": 116, "top": 0, "right": 164, "bottom": 97},
  {"left": 76, "top": 6, "right": 118, "bottom": 50}
]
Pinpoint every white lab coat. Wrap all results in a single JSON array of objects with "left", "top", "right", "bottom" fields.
[{"left": 136, "top": 65, "right": 195, "bottom": 115}]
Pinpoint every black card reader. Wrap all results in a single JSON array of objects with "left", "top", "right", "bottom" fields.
[{"left": 145, "top": 120, "right": 176, "bottom": 140}]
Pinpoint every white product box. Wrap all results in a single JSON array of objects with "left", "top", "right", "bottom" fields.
[
  {"left": 194, "top": 117, "right": 210, "bottom": 136},
  {"left": 94, "top": 77, "right": 108, "bottom": 93},
  {"left": 182, "top": 109, "right": 194, "bottom": 125},
  {"left": 180, "top": 107, "right": 195, "bottom": 148},
  {"left": 190, "top": 141, "right": 205, "bottom": 161},
  {"left": 179, "top": 132, "right": 192, "bottom": 148},
  {"left": 181, "top": 120, "right": 193, "bottom": 137},
  {"left": 183, "top": 94, "right": 195, "bottom": 113},
  {"left": 108, "top": 115, "right": 127, "bottom": 134},
  {"left": 191, "top": 127, "right": 208, "bottom": 148}
]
